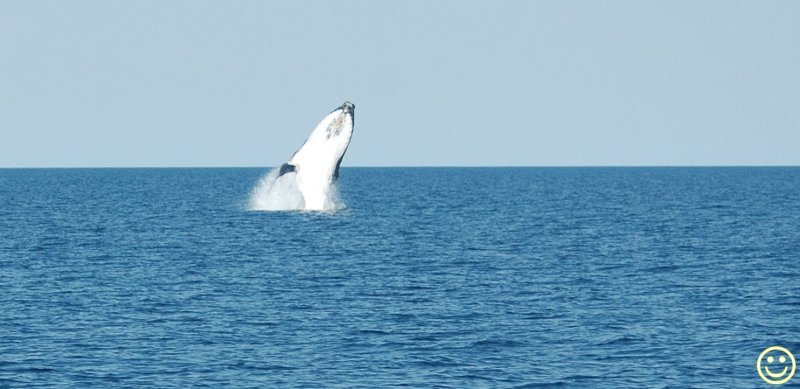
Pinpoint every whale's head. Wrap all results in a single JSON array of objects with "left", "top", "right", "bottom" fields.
[
  {"left": 285, "top": 101, "right": 355, "bottom": 176},
  {"left": 324, "top": 101, "right": 355, "bottom": 140},
  {"left": 337, "top": 101, "right": 355, "bottom": 115}
]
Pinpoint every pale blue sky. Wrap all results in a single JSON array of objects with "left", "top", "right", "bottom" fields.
[{"left": 1, "top": 1, "right": 798, "bottom": 167}]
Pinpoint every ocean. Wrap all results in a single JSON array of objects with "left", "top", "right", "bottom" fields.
[{"left": 1, "top": 167, "right": 798, "bottom": 388}]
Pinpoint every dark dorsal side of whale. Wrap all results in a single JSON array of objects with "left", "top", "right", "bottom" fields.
[
  {"left": 278, "top": 163, "right": 297, "bottom": 177},
  {"left": 333, "top": 155, "right": 343, "bottom": 181},
  {"left": 332, "top": 105, "right": 353, "bottom": 182}
]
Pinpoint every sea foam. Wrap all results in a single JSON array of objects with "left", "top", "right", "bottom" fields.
[{"left": 248, "top": 168, "right": 343, "bottom": 212}]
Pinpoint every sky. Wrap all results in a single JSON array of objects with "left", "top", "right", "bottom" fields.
[{"left": 1, "top": 1, "right": 798, "bottom": 167}]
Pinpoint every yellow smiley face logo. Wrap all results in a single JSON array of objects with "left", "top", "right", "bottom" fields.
[{"left": 757, "top": 346, "right": 796, "bottom": 385}]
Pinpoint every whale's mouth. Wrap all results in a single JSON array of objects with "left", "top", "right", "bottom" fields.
[{"left": 337, "top": 101, "right": 355, "bottom": 114}]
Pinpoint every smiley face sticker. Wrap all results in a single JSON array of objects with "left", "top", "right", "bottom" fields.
[{"left": 757, "top": 346, "right": 796, "bottom": 385}]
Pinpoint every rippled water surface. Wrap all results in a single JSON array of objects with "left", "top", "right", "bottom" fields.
[{"left": 1, "top": 167, "right": 799, "bottom": 387}]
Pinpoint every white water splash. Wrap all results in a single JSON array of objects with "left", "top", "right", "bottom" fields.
[{"left": 247, "top": 168, "right": 344, "bottom": 212}]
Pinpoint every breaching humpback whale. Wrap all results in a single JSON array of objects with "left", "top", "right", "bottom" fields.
[{"left": 275, "top": 101, "right": 355, "bottom": 210}]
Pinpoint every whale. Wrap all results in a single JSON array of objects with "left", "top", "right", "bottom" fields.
[{"left": 274, "top": 101, "right": 355, "bottom": 210}]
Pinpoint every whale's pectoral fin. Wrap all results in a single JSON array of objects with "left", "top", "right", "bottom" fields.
[{"left": 279, "top": 163, "right": 297, "bottom": 177}]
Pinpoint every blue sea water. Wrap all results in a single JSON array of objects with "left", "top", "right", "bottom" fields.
[{"left": 1, "top": 167, "right": 798, "bottom": 388}]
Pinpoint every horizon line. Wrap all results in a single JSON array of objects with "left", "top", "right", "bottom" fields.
[{"left": 1, "top": 165, "right": 799, "bottom": 169}]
